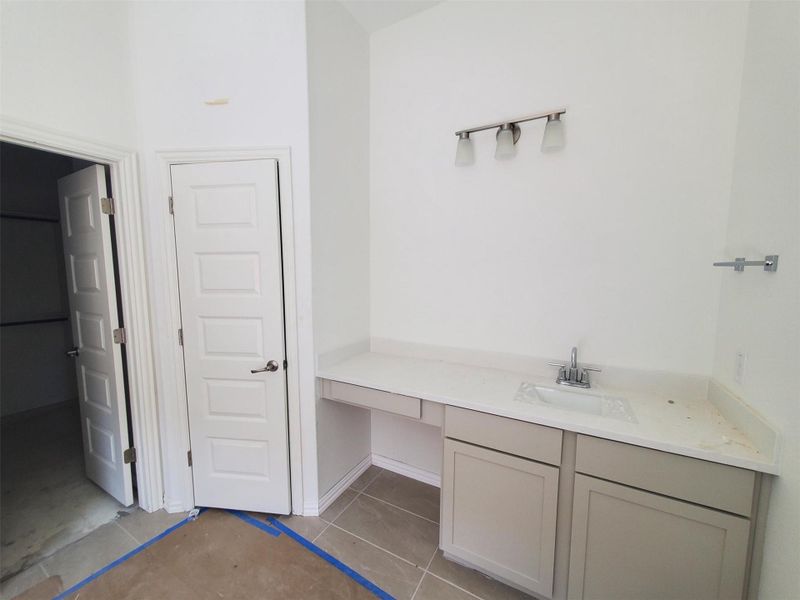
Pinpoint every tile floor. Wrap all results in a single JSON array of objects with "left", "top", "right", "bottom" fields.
[
  {"left": 0, "top": 509, "right": 186, "bottom": 600},
  {"left": 280, "top": 466, "right": 533, "bottom": 600},
  {"left": 2, "top": 466, "right": 532, "bottom": 600}
]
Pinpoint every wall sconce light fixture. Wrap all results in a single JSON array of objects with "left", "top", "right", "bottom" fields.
[{"left": 454, "top": 108, "right": 566, "bottom": 166}]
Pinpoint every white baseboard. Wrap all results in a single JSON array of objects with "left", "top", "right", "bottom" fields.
[
  {"left": 371, "top": 453, "right": 441, "bottom": 488},
  {"left": 317, "top": 455, "right": 372, "bottom": 515},
  {"left": 315, "top": 453, "right": 440, "bottom": 516}
]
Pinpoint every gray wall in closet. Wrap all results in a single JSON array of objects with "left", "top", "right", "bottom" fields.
[{"left": 0, "top": 142, "right": 88, "bottom": 417}]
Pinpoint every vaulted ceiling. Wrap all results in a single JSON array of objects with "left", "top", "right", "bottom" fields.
[{"left": 338, "top": 0, "right": 443, "bottom": 33}]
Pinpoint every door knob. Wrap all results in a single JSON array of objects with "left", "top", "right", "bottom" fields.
[
  {"left": 66, "top": 347, "right": 80, "bottom": 358},
  {"left": 251, "top": 360, "right": 280, "bottom": 374}
]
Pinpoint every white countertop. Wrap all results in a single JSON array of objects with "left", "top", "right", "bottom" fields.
[{"left": 317, "top": 351, "right": 778, "bottom": 474}]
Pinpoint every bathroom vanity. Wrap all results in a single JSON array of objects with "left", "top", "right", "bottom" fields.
[{"left": 318, "top": 350, "right": 778, "bottom": 600}]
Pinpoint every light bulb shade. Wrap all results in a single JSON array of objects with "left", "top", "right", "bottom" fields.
[
  {"left": 454, "top": 136, "right": 474, "bottom": 166},
  {"left": 541, "top": 118, "right": 565, "bottom": 152},
  {"left": 495, "top": 128, "right": 516, "bottom": 160}
]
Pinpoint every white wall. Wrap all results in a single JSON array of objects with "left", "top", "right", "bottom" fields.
[
  {"left": 369, "top": 1, "right": 749, "bottom": 375},
  {"left": 125, "top": 0, "right": 318, "bottom": 510},
  {"left": 0, "top": 1, "right": 135, "bottom": 415},
  {"left": 307, "top": 2, "right": 371, "bottom": 357},
  {"left": 371, "top": 411, "right": 442, "bottom": 478},
  {"left": 712, "top": 2, "right": 800, "bottom": 596},
  {"left": 1, "top": 0, "right": 320, "bottom": 512},
  {"left": 0, "top": 1, "right": 137, "bottom": 147},
  {"left": 306, "top": 0, "right": 373, "bottom": 498},
  {"left": 0, "top": 144, "right": 78, "bottom": 417}
]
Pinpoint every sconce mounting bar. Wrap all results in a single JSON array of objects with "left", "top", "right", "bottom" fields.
[{"left": 455, "top": 107, "right": 567, "bottom": 137}]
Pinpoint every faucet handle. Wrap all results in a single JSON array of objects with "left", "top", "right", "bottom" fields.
[
  {"left": 547, "top": 362, "right": 567, "bottom": 368},
  {"left": 583, "top": 366, "right": 602, "bottom": 373}
]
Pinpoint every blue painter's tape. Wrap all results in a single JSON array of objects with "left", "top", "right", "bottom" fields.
[
  {"left": 226, "top": 509, "right": 281, "bottom": 537},
  {"left": 52, "top": 507, "right": 207, "bottom": 600},
  {"left": 267, "top": 516, "right": 395, "bottom": 600}
]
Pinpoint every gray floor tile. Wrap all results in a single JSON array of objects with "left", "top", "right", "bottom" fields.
[
  {"left": 0, "top": 564, "right": 48, "bottom": 600},
  {"left": 414, "top": 573, "right": 477, "bottom": 600},
  {"left": 115, "top": 508, "right": 187, "bottom": 544},
  {"left": 320, "top": 488, "right": 358, "bottom": 523},
  {"left": 316, "top": 526, "right": 424, "bottom": 599},
  {"left": 364, "top": 470, "right": 440, "bottom": 523},
  {"left": 334, "top": 495, "right": 439, "bottom": 568},
  {"left": 429, "top": 551, "right": 533, "bottom": 599},
  {"left": 276, "top": 514, "right": 329, "bottom": 540},
  {"left": 349, "top": 466, "right": 383, "bottom": 492},
  {"left": 40, "top": 522, "right": 138, "bottom": 589}
]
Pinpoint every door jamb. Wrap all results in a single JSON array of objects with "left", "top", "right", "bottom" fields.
[
  {"left": 156, "top": 148, "right": 305, "bottom": 515},
  {"left": 0, "top": 117, "right": 163, "bottom": 512}
]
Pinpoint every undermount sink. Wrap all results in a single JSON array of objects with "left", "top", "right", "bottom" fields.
[{"left": 514, "top": 382, "right": 637, "bottom": 423}]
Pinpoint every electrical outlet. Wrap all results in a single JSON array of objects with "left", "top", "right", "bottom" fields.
[{"left": 734, "top": 351, "right": 746, "bottom": 385}]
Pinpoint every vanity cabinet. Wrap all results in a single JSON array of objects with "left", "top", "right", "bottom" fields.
[
  {"left": 567, "top": 435, "right": 755, "bottom": 600},
  {"left": 321, "top": 379, "right": 422, "bottom": 419},
  {"left": 318, "top": 376, "right": 768, "bottom": 600},
  {"left": 567, "top": 474, "right": 750, "bottom": 600},
  {"left": 440, "top": 413, "right": 760, "bottom": 600},
  {"left": 441, "top": 407, "right": 561, "bottom": 598}
]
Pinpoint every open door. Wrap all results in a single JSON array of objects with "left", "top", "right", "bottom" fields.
[
  {"left": 171, "top": 159, "right": 290, "bottom": 514},
  {"left": 58, "top": 165, "right": 133, "bottom": 506}
]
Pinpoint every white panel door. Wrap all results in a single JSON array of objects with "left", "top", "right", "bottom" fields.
[
  {"left": 171, "top": 159, "right": 290, "bottom": 514},
  {"left": 58, "top": 165, "right": 133, "bottom": 506}
]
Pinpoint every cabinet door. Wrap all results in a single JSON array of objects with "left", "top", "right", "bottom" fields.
[
  {"left": 441, "top": 438, "right": 559, "bottom": 597},
  {"left": 568, "top": 474, "right": 750, "bottom": 600}
]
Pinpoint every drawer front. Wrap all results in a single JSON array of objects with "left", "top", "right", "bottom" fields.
[
  {"left": 320, "top": 380, "right": 421, "bottom": 419},
  {"left": 445, "top": 406, "right": 562, "bottom": 466},
  {"left": 575, "top": 435, "right": 755, "bottom": 516}
]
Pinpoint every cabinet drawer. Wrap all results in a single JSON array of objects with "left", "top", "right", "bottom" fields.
[
  {"left": 576, "top": 435, "right": 755, "bottom": 516},
  {"left": 320, "top": 380, "right": 421, "bottom": 419},
  {"left": 445, "top": 406, "right": 562, "bottom": 466}
]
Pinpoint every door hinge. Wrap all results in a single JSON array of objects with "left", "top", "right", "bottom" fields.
[
  {"left": 187, "top": 450, "right": 193, "bottom": 467},
  {"left": 101, "top": 197, "right": 115, "bottom": 215},
  {"left": 113, "top": 327, "right": 126, "bottom": 344},
  {"left": 178, "top": 328, "right": 184, "bottom": 346},
  {"left": 123, "top": 447, "right": 136, "bottom": 464},
  {"left": 168, "top": 196, "right": 174, "bottom": 215}
]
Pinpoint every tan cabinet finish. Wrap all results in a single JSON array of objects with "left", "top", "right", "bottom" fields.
[
  {"left": 445, "top": 405, "right": 563, "bottom": 466},
  {"left": 320, "top": 380, "right": 766, "bottom": 600},
  {"left": 441, "top": 438, "right": 559, "bottom": 597},
  {"left": 568, "top": 474, "right": 750, "bottom": 600},
  {"left": 576, "top": 435, "right": 755, "bottom": 517},
  {"left": 320, "top": 380, "right": 421, "bottom": 419}
]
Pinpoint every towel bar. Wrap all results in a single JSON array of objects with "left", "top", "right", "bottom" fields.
[{"left": 713, "top": 255, "right": 778, "bottom": 272}]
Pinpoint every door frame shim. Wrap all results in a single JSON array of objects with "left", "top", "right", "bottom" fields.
[
  {"left": 0, "top": 117, "right": 163, "bottom": 512},
  {"left": 156, "top": 148, "right": 305, "bottom": 515}
]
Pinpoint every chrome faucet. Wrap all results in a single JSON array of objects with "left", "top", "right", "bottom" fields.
[{"left": 548, "top": 346, "right": 601, "bottom": 389}]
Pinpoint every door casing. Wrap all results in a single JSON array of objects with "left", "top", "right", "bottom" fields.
[
  {"left": 0, "top": 117, "right": 163, "bottom": 512},
  {"left": 157, "top": 149, "right": 307, "bottom": 516},
  {"left": 0, "top": 120, "right": 311, "bottom": 516}
]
